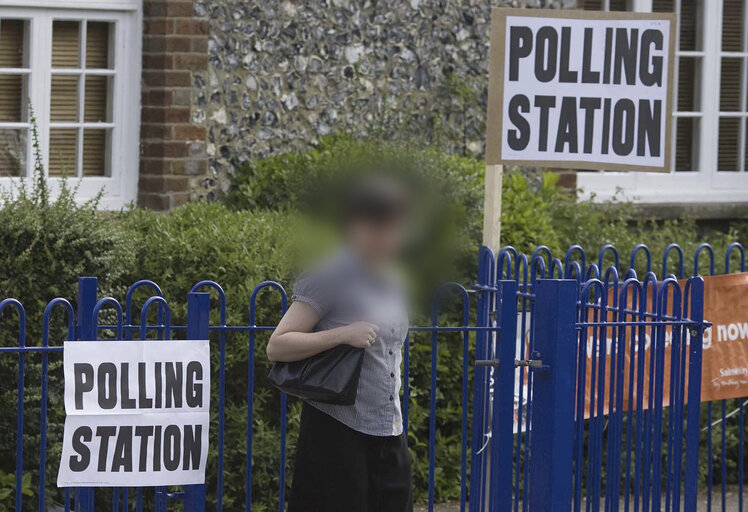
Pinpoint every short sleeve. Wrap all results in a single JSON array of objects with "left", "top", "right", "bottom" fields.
[{"left": 292, "top": 270, "right": 332, "bottom": 317}]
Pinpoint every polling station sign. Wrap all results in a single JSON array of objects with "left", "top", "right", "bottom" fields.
[
  {"left": 57, "top": 340, "right": 210, "bottom": 487},
  {"left": 486, "top": 9, "right": 676, "bottom": 172}
]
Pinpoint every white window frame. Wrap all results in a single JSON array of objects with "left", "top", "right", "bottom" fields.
[
  {"left": 0, "top": 0, "right": 141, "bottom": 210},
  {"left": 578, "top": 0, "right": 748, "bottom": 205}
]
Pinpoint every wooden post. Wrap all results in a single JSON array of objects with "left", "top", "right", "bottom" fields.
[
  {"left": 482, "top": 163, "right": 503, "bottom": 253},
  {"left": 480, "top": 163, "right": 502, "bottom": 512}
]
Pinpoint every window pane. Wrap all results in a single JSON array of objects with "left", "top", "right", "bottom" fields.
[
  {"left": 0, "top": 129, "right": 26, "bottom": 176},
  {"left": 0, "top": 19, "right": 26, "bottom": 68},
  {"left": 654, "top": 0, "right": 701, "bottom": 51},
  {"left": 580, "top": 0, "right": 627, "bottom": 10},
  {"left": 720, "top": 57, "right": 744, "bottom": 112},
  {"left": 652, "top": 0, "right": 673, "bottom": 10},
  {"left": 678, "top": 57, "right": 701, "bottom": 111},
  {"left": 679, "top": 0, "right": 700, "bottom": 51},
  {"left": 49, "top": 129, "right": 78, "bottom": 176},
  {"left": 52, "top": 21, "right": 80, "bottom": 68},
  {"left": 718, "top": 117, "right": 741, "bottom": 171},
  {"left": 0, "top": 74, "right": 24, "bottom": 121},
  {"left": 722, "top": 0, "right": 745, "bottom": 52},
  {"left": 580, "top": 0, "right": 604, "bottom": 10},
  {"left": 51, "top": 75, "right": 79, "bottom": 121},
  {"left": 86, "top": 22, "right": 111, "bottom": 69},
  {"left": 675, "top": 117, "right": 699, "bottom": 171},
  {"left": 84, "top": 75, "right": 110, "bottom": 122},
  {"left": 82, "top": 129, "right": 108, "bottom": 176}
]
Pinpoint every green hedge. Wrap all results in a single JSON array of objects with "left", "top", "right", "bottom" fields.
[
  {"left": 0, "top": 178, "right": 133, "bottom": 511},
  {"left": 227, "top": 135, "right": 739, "bottom": 273},
  {"left": 0, "top": 198, "right": 306, "bottom": 510},
  {"left": 0, "top": 136, "right": 745, "bottom": 510},
  {"left": 119, "top": 203, "right": 303, "bottom": 511}
]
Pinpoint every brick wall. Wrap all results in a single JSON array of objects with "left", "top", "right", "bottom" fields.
[
  {"left": 556, "top": 171, "right": 578, "bottom": 190},
  {"left": 139, "top": 0, "right": 208, "bottom": 210}
]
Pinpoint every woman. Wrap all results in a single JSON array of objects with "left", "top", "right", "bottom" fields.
[{"left": 267, "top": 176, "right": 413, "bottom": 512}]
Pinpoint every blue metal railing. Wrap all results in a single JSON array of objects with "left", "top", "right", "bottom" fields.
[
  {"left": 470, "top": 242, "right": 742, "bottom": 512},
  {"left": 0, "top": 274, "right": 489, "bottom": 511}
]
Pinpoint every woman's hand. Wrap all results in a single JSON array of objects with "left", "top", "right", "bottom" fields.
[
  {"left": 341, "top": 322, "right": 379, "bottom": 349},
  {"left": 268, "top": 302, "right": 380, "bottom": 361}
]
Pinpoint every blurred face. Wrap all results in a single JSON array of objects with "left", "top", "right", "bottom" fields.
[{"left": 348, "top": 217, "right": 406, "bottom": 266}]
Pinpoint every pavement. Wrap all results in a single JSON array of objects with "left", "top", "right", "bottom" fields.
[{"left": 415, "top": 491, "right": 745, "bottom": 511}]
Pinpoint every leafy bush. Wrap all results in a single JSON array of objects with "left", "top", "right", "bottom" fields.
[
  {"left": 119, "top": 202, "right": 300, "bottom": 303},
  {"left": 0, "top": 470, "right": 32, "bottom": 511},
  {"left": 501, "top": 172, "right": 738, "bottom": 275},
  {"left": 118, "top": 202, "right": 304, "bottom": 510},
  {"left": 226, "top": 135, "right": 485, "bottom": 285},
  {"left": 0, "top": 126, "right": 135, "bottom": 509},
  {"left": 0, "top": 143, "right": 132, "bottom": 306},
  {"left": 227, "top": 135, "right": 740, "bottom": 276},
  {"left": 0, "top": 195, "right": 306, "bottom": 510},
  {"left": 226, "top": 135, "right": 483, "bottom": 221}
]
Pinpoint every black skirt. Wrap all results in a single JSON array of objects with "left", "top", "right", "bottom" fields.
[{"left": 288, "top": 403, "right": 413, "bottom": 512}]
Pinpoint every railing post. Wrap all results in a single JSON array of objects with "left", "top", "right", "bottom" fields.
[
  {"left": 470, "top": 247, "right": 494, "bottom": 512},
  {"left": 75, "top": 277, "right": 98, "bottom": 512},
  {"left": 77, "top": 277, "right": 98, "bottom": 341},
  {"left": 490, "top": 280, "right": 517, "bottom": 511},
  {"left": 528, "top": 279, "right": 577, "bottom": 511},
  {"left": 684, "top": 277, "right": 705, "bottom": 509},
  {"left": 183, "top": 292, "right": 209, "bottom": 512}
]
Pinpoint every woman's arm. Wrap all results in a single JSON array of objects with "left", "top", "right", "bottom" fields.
[{"left": 267, "top": 301, "right": 379, "bottom": 362}]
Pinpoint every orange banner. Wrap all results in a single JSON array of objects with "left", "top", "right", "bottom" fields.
[
  {"left": 511, "top": 273, "right": 748, "bottom": 429},
  {"left": 699, "top": 272, "right": 748, "bottom": 401},
  {"left": 578, "top": 273, "right": 748, "bottom": 419}
]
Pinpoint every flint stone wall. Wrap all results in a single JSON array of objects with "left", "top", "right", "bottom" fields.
[{"left": 190, "top": 0, "right": 577, "bottom": 200}]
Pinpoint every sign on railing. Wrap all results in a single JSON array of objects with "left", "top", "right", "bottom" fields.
[{"left": 57, "top": 340, "right": 211, "bottom": 488}]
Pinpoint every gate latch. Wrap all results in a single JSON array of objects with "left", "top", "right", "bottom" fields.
[
  {"left": 475, "top": 358, "right": 500, "bottom": 367},
  {"left": 520, "top": 351, "right": 549, "bottom": 372},
  {"left": 475, "top": 352, "right": 548, "bottom": 371},
  {"left": 514, "top": 358, "right": 544, "bottom": 368}
]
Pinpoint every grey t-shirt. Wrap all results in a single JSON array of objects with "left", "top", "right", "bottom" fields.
[{"left": 292, "top": 249, "right": 409, "bottom": 437}]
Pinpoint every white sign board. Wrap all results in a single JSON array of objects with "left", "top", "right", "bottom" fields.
[
  {"left": 57, "top": 340, "right": 210, "bottom": 487},
  {"left": 486, "top": 9, "right": 676, "bottom": 172}
]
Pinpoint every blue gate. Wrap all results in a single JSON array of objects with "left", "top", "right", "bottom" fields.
[
  {"left": 0, "top": 242, "right": 743, "bottom": 511},
  {"left": 469, "top": 243, "right": 743, "bottom": 512}
]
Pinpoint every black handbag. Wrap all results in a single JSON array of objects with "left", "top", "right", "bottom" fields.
[{"left": 267, "top": 344, "right": 365, "bottom": 405}]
